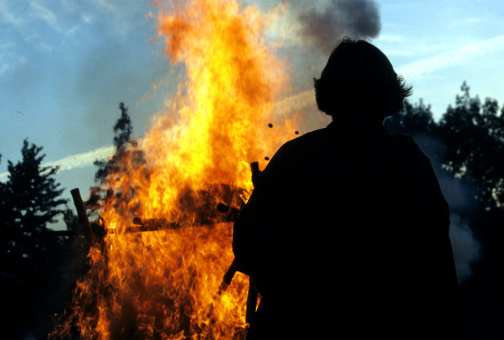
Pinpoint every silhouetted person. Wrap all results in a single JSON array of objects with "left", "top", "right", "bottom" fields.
[{"left": 233, "top": 38, "right": 465, "bottom": 339}]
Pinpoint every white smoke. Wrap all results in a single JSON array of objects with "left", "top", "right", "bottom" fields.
[
  {"left": 449, "top": 214, "right": 481, "bottom": 284},
  {"left": 412, "top": 133, "right": 481, "bottom": 285}
]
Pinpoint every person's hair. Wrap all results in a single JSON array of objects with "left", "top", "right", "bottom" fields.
[{"left": 314, "top": 38, "right": 412, "bottom": 122}]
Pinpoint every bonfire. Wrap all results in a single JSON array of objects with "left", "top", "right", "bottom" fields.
[{"left": 51, "top": 0, "right": 301, "bottom": 339}]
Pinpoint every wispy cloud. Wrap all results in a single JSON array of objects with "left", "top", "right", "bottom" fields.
[
  {"left": 397, "top": 34, "right": 504, "bottom": 79},
  {"left": 0, "top": 0, "right": 22, "bottom": 27},
  {"left": 30, "top": 0, "right": 80, "bottom": 36},
  {"left": 93, "top": 0, "right": 116, "bottom": 12},
  {"left": 448, "top": 17, "right": 482, "bottom": 29},
  {"left": 82, "top": 13, "right": 94, "bottom": 24},
  {"left": 385, "top": 49, "right": 414, "bottom": 57},
  {"left": 30, "top": 0, "right": 59, "bottom": 30},
  {"left": 0, "top": 62, "right": 10, "bottom": 77},
  {"left": 0, "top": 53, "right": 26, "bottom": 77},
  {"left": 376, "top": 34, "right": 404, "bottom": 42}
]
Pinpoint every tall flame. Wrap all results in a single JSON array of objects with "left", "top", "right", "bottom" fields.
[{"left": 52, "top": 0, "right": 300, "bottom": 338}]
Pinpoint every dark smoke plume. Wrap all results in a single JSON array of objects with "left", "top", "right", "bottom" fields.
[{"left": 297, "top": 0, "right": 381, "bottom": 54}]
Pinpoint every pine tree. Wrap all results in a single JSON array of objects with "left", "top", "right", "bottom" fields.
[
  {"left": 2, "top": 139, "right": 67, "bottom": 270},
  {"left": 0, "top": 140, "right": 69, "bottom": 337},
  {"left": 87, "top": 103, "right": 147, "bottom": 217},
  {"left": 113, "top": 102, "right": 133, "bottom": 149}
]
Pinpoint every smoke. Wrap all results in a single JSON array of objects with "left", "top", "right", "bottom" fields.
[
  {"left": 449, "top": 215, "right": 481, "bottom": 284},
  {"left": 411, "top": 133, "right": 481, "bottom": 285},
  {"left": 295, "top": 0, "right": 381, "bottom": 54},
  {"left": 440, "top": 173, "right": 481, "bottom": 285}
]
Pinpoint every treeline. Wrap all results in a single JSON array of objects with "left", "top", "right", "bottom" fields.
[{"left": 0, "top": 84, "right": 503, "bottom": 339}]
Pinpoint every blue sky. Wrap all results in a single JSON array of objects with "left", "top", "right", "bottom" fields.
[{"left": 1, "top": 0, "right": 503, "bottom": 226}]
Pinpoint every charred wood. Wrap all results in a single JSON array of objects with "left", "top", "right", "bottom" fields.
[{"left": 71, "top": 188, "right": 95, "bottom": 243}]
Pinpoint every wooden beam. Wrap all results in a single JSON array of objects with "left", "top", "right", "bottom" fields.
[{"left": 70, "top": 188, "right": 95, "bottom": 243}]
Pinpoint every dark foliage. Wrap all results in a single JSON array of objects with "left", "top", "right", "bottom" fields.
[
  {"left": 88, "top": 102, "right": 148, "bottom": 218},
  {"left": 385, "top": 99, "right": 435, "bottom": 135},
  {"left": 93, "top": 103, "right": 133, "bottom": 184},
  {"left": 113, "top": 102, "right": 133, "bottom": 149},
  {"left": 438, "top": 82, "right": 504, "bottom": 211},
  {"left": 0, "top": 140, "right": 80, "bottom": 339}
]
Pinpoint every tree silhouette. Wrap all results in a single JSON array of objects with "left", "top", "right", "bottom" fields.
[
  {"left": 0, "top": 139, "right": 69, "bottom": 338},
  {"left": 1, "top": 140, "right": 67, "bottom": 270},
  {"left": 385, "top": 99, "right": 435, "bottom": 135},
  {"left": 87, "top": 102, "right": 147, "bottom": 218},
  {"left": 92, "top": 103, "right": 133, "bottom": 184},
  {"left": 113, "top": 102, "right": 133, "bottom": 149},
  {"left": 386, "top": 83, "right": 504, "bottom": 213},
  {"left": 438, "top": 82, "right": 504, "bottom": 211}
]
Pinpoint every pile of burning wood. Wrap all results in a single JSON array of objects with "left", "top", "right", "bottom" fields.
[{"left": 65, "top": 162, "right": 263, "bottom": 337}]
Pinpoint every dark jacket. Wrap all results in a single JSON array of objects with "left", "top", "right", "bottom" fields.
[{"left": 233, "top": 122, "right": 465, "bottom": 339}]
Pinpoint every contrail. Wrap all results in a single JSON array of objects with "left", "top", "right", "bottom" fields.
[
  {"left": 0, "top": 93, "right": 317, "bottom": 182},
  {"left": 2, "top": 35, "right": 501, "bottom": 182},
  {"left": 0, "top": 145, "right": 115, "bottom": 182}
]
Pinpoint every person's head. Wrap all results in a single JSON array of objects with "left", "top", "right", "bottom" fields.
[{"left": 314, "top": 38, "right": 412, "bottom": 125}]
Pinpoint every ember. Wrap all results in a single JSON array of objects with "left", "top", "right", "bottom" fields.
[{"left": 51, "top": 0, "right": 299, "bottom": 339}]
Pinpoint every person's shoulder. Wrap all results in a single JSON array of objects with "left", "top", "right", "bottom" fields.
[
  {"left": 281, "top": 125, "right": 336, "bottom": 150},
  {"left": 389, "top": 132, "right": 415, "bottom": 145},
  {"left": 390, "top": 132, "right": 423, "bottom": 153},
  {"left": 389, "top": 132, "right": 433, "bottom": 168}
]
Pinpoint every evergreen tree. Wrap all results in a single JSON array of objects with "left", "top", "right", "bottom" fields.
[
  {"left": 0, "top": 140, "right": 69, "bottom": 338},
  {"left": 87, "top": 103, "right": 147, "bottom": 217},
  {"left": 113, "top": 102, "right": 133, "bottom": 149},
  {"left": 3, "top": 140, "right": 67, "bottom": 267},
  {"left": 91, "top": 102, "right": 133, "bottom": 185}
]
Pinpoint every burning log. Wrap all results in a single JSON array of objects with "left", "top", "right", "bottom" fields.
[
  {"left": 105, "top": 202, "right": 242, "bottom": 234},
  {"left": 116, "top": 218, "right": 181, "bottom": 233},
  {"left": 250, "top": 161, "right": 262, "bottom": 187},
  {"left": 216, "top": 202, "right": 241, "bottom": 221},
  {"left": 97, "top": 183, "right": 245, "bottom": 234},
  {"left": 216, "top": 258, "right": 238, "bottom": 296},
  {"left": 71, "top": 188, "right": 95, "bottom": 243}
]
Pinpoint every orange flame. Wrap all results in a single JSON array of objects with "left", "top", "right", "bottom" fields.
[{"left": 52, "top": 0, "right": 301, "bottom": 338}]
